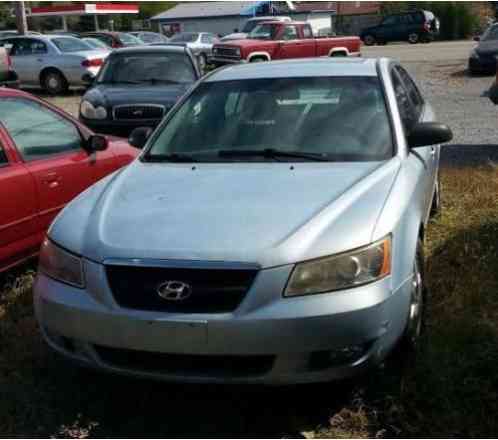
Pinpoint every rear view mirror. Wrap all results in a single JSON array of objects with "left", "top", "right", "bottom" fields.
[
  {"left": 86, "top": 134, "right": 108, "bottom": 152},
  {"left": 408, "top": 122, "right": 453, "bottom": 149},
  {"left": 129, "top": 127, "right": 153, "bottom": 149}
]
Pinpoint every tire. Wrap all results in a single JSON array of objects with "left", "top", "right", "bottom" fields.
[
  {"left": 399, "top": 240, "right": 426, "bottom": 353},
  {"left": 408, "top": 33, "right": 420, "bottom": 44},
  {"left": 249, "top": 57, "right": 267, "bottom": 63},
  {"left": 42, "top": 70, "right": 68, "bottom": 95},
  {"left": 430, "top": 174, "right": 441, "bottom": 218},
  {"left": 363, "top": 34, "right": 376, "bottom": 46},
  {"left": 330, "top": 51, "right": 347, "bottom": 57}
]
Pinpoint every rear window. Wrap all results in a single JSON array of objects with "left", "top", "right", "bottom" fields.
[
  {"left": 52, "top": 37, "right": 92, "bottom": 52},
  {"left": 147, "top": 76, "right": 393, "bottom": 162},
  {"left": 171, "top": 33, "right": 199, "bottom": 43},
  {"left": 118, "top": 33, "right": 142, "bottom": 45}
]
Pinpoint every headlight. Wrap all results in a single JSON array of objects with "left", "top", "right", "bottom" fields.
[
  {"left": 80, "top": 100, "right": 107, "bottom": 120},
  {"left": 284, "top": 236, "right": 391, "bottom": 297},
  {"left": 39, "top": 238, "right": 84, "bottom": 288}
]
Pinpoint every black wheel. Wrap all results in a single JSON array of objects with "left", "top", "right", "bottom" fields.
[
  {"left": 430, "top": 174, "right": 441, "bottom": 218},
  {"left": 249, "top": 57, "right": 266, "bottom": 63},
  {"left": 363, "top": 34, "right": 376, "bottom": 46},
  {"left": 330, "top": 51, "right": 347, "bottom": 57},
  {"left": 42, "top": 70, "right": 68, "bottom": 95},
  {"left": 399, "top": 240, "right": 426, "bottom": 352},
  {"left": 408, "top": 33, "right": 420, "bottom": 44}
]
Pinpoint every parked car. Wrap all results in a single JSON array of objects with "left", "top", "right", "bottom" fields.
[
  {"left": 130, "top": 31, "right": 169, "bottom": 44},
  {"left": 79, "top": 45, "right": 200, "bottom": 136},
  {"left": 168, "top": 32, "right": 219, "bottom": 69},
  {"left": 0, "top": 35, "right": 108, "bottom": 94},
  {"left": 211, "top": 21, "right": 360, "bottom": 65},
  {"left": 0, "top": 88, "right": 138, "bottom": 273},
  {"left": 80, "top": 37, "right": 112, "bottom": 52},
  {"left": 80, "top": 32, "right": 142, "bottom": 49},
  {"left": 34, "top": 57, "right": 452, "bottom": 384},
  {"left": 469, "top": 24, "right": 498, "bottom": 74},
  {"left": 0, "top": 30, "right": 41, "bottom": 37},
  {"left": 0, "top": 46, "right": 19, "bottom": 88},
  {"left": 221, "top": 16, "right": 292, "bottom": 41},
  {"left": 360, "top": 10, "right": 439, "bottom": 45}
]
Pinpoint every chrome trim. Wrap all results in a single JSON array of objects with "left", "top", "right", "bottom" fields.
[
  {"left": 102, "top": 258, "right": 261, "bottom": 271},
  {"left": 112, "top": 103, "right": 165, "bottom": 121}
]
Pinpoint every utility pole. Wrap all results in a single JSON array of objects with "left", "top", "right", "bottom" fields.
[{"left": 14, "top": 1, "right": 28, "bottom": 35}]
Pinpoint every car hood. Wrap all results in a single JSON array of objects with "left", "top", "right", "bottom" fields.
[
  {"left": 82, "top": 83, "right": 192, "bottom": 108},
  {"left": 221, "top": 32, "right": 248, "bottom": 41},
  {"left": 51, "top": 158, "right": 401, "bottom": 268},
  {"left": 476, "top": 40, "right": 498, "bottom": 56}
]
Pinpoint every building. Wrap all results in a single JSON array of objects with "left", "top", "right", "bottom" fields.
[{"left": 151, "top": 1, "right": 341, "bottom": 37}]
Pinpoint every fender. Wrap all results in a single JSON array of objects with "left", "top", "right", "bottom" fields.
[
  {"left": 247, "top": 51, "right": 272, "bottom": 62},
  {"left": 328, "top": 47, "right": 350, "bottom": 57}
]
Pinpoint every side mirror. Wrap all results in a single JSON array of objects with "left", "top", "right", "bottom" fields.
[
  {"left": 85, "top": 134, "right": 108, "bottom": 152},
  {"left": 473, "top": 35, "right": 481, "bottom": 42},
  {"left": 408, "top": 122, "right": 453, "bottom": 149},
  {"left": 129, "top": 127, "right": 153, "bottom": 149},
  {"left": 82, "top": 73, "right": 95, "bottom": 85}
]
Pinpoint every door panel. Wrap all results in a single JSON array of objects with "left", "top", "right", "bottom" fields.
[
  {"left": 0, "top": 136, "right": 39, "bottom": 271},
  {"left": 9, "top": 38, "right": 48, "bottom": 84},
  {"left": 0, "top": 97, "right": 97, "bottom": 232}
]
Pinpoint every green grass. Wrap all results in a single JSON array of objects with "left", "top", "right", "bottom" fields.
[{"left": 1, "top": 164, "right": 498, "bottom": 437}]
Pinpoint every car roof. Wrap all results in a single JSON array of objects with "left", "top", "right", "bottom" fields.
[
  {"left": 0, "top": 34, "right": 77, "bottom": 41},
  {"left": 111, "top": 45, "right": 188, "bottom": 55},
  {"left": 207, "top": 58, "right": 384, "bottom": 82}
]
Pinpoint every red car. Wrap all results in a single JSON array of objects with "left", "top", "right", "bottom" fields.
[
  {"left": 211, "top": 21, "right": 361, "bottom": 65},
  {"left": 0, "top": 88, "right": 138, "bottom": 273}
]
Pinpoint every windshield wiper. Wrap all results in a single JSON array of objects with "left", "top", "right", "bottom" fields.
[
  {"left": 218, "top": 149, "right": 330, "bottom": 162},
  {"left": 143, "top": 153, "right": 198, "bottom": 163}
]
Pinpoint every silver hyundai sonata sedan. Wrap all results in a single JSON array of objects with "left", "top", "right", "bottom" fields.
[{"left": 34, "top": 58, "right": 452, "bottom": 384}]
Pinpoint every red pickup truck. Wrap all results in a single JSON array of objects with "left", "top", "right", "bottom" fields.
[
  {"left": 211, "top": 21, "right": 361, "bottom": 65},
  {"left": 0, "top": 88, "right": 138, "bottom": 273}
]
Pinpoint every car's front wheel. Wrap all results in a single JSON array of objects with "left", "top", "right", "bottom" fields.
[
  {"left": 408, "top": 33, "right": 420, "bottom": 44},
  {"left": 363, "top": 34, "right": 376, "bottom": 46}
]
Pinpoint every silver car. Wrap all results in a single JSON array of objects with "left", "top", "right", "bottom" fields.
[
  {"left": 0, "top": 35, "right": 108, "bottom": 95},
  {"left": 34, "top": 58, "right": 452, "bottom": 384},
  {"left": 169, "top": 32, "right": 219, "bottom": 69}
]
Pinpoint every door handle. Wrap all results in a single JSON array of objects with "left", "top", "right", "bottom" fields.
[{"left": 42, "top": 172, "right": 62, "bottom": 187}]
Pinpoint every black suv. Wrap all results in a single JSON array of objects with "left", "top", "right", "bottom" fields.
[{"left": 360, "top": 10, "right": 439, "bottom": 45}]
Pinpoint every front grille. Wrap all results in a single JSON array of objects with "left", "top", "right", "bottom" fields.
[
  {"left": 94, "top": 345, "right": 275, "bottom": 377},
  {"left": 113, "top": 105, "right": 164, "bottom": 120},
  {"left": 106, "top": 265, "right": 258, "bottom": 313},
  {"left": 213, "top": 46, "right": 240, "bottom": 59}
]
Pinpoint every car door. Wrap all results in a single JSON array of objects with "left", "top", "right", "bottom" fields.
[
  {"left": 391, "top": 66, "right": 434, "bottom": 211},
  {"left": 9, "top": 38, "right": 48, "bottom": 84},
  {"left": 0, "top": 125, "right": 39, "bottom": 271},
  {"left": 376, "top": 15, "right": 399, "bottom": 42},
  {"left": 276, "top": 25, "right": 305, "bottom": 59},
  {"left": 0, "top": 96, "right": 98, "bottom": 232}
]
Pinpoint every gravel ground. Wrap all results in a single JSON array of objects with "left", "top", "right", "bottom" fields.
[{"left": 34, "top": 40, "right": 498, "bottom": 165}]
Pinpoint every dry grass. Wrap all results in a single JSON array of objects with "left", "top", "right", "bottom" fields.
[{"left": 1, "top": 164, "right": 498, "bottom": 437}]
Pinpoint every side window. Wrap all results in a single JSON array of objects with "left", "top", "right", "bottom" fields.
[
  {"left": 282, "top": 25, "right": 298, "bottom": 40},
  {"left": 11, "top": 39, "right": 47, "bottom": 56},
  {"left": 303, "top": 25, "right": 313, "bottom": 39},
  {"left": 396, "top": 66, "right": 424, "bottom": 117},
  {"left": 382, "top": 16, "right": 398, "bottom": 26},
  {"left": 0, "top": 98, "right": 82, "bottom": 161},
  {"left": 201, "top": 34, "right": 211, "bottom": 44},
  {"left": 391, "top": 70, "right": 417, "bottom": 133}
]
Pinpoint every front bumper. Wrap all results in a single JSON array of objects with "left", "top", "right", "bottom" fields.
[
  {"left": 468, "top": 55, "right": 497, "bottom": 73},
  {"left": 210, "top": 56, "right": 245, "bottom": 66},
  {"left": 79, "top": 116, "right": 161, "bottom": 137},
  {"left": 34, "top": 260, "right": 412, "bottom": 384}
]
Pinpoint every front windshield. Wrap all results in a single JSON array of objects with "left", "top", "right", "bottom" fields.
[
  {"left": 146, "top": 77, "right": 393, "bottom": 162},
  {"left": 242, "top": 20, "right": 262, "bottom": 33},
  {"left": 52, "top": 37, "right": 92, "bottom": 52},
  {"left": 171, "top": 33, "right": 199, "bottom": 43},
  {"left": 249, "top": 23, "right": 278, "bottom": 40},
  {"left": 97, "top": 52, "right": 196, "bottom": 85},
  {"left": 118, "top": 32, "right": 142, "bottom": 46},
  {"left": 482, "top": 25, "right": 498, "bottom": 41}
]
